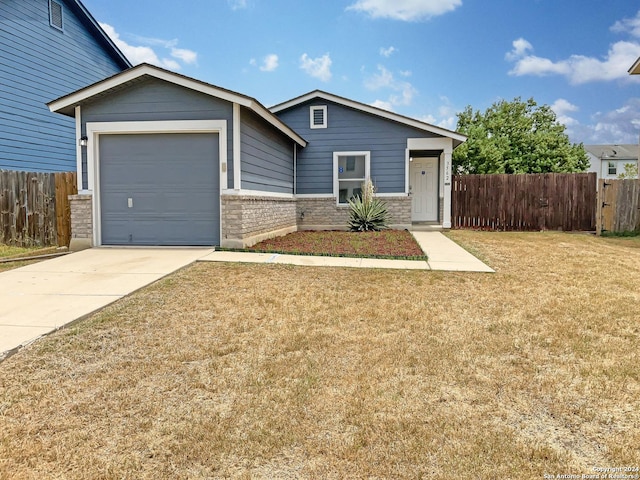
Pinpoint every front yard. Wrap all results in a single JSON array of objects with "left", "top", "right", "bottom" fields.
[{"left": 0, "top": 231, "right": 639, "bottom": 478}]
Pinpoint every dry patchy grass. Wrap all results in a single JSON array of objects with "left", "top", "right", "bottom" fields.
[
  {"left": 0, "top": 245, "right": 56, "bottom": 272},
  {"left": 0, "top": 231, "right": 639, "bottom": 479}
]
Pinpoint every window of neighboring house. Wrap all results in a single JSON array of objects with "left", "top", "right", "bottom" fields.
[
  {"left": 608, "top": 161, "right": 617, "bottom": 176},
  {"left": 310, "top": 106, "right": 327, "bottom": 129},
  {"left": 334, "top": 151, "right": 370, "bottom": 205},
  {"left": 49, "top": 0, "right": 64, "bottom": 31}
]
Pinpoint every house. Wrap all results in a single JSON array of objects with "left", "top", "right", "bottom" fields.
[
  {"left": 0, "top": 0, "right": 131, "bottom": 172},
  {"left": 585, "top": 144, "right": 638, "bottom": 181},
  {"left": 629, "top": 57, "right": 640, "bottom": 75},
  {"left": 48, "top": 63, "right": 465, "bottom": 249}
]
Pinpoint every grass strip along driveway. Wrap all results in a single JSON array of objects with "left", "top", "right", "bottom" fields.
[
  {"left": 0, "top": 245, "right": 59, "bottom": 272},
  {"left": 0, "top": 231, "right": 639, "bottom": 479}
]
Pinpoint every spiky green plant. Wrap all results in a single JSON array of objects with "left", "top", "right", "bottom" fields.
[{"left": 347, "top": 179, "right": 389, "bottom": 231}]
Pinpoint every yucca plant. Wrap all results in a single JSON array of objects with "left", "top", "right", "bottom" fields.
[{"left": 347, "top": 179, "right": 389, "bottom": 231}]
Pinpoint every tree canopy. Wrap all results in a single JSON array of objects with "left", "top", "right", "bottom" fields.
[{"left": 452, "top": 97, "right": 589, "bottom": 174}]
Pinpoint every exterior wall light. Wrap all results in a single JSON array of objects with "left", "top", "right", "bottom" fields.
[{"left": 79, "top": 135, "right": 88, "bottom": 147}]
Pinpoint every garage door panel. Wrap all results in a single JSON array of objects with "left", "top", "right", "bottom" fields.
[{"left": 99, "top": 133, "right": 219, "bottom": 246}]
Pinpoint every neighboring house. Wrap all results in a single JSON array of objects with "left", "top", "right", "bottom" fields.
[
  {"left": 585, "top": 144, "right": 638, "bottom": 181},
  {"left": 629, "top": 56, "right": 640, "bottom": 75},
  {"left": 0, "top": 0, "right": 131, "bottom": 172},
  {"left": 48, "top": 63, "right": 465, "bottom": 249}
]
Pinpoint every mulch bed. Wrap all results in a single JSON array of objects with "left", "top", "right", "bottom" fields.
[{"left": 246, "top": 230, "right": 426, "bottom": 259}]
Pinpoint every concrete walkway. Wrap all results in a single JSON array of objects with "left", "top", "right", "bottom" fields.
[
  {"left": 200, "top": 231, "right": 494, "bottom": 273},
  {"left": 411, "top": 231, "right": 494, "bottom": 272},
  {"left": 0, "top": 248, "right": 213, "bottom": 359}
]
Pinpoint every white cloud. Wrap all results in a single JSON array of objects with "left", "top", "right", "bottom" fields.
[
  {"left": 505, "top": 38, "right": 533, "bottom": 61},
  {"left": 171, "top": 47, "right": 197, "bottom": 65},
  {"left": 611, "top": 10, "right": 640, "bottom": 38},
  {"left": 227, "top": 0, "right": 247, "bottom": 10},
  {"left": 100, "top": 23, "right": 197, "bottom": 71},
  {"left": 507, "top": 39, "right": 640, "bottom": 84},
  {"left": 417, "top": 96, "right": 458, "bottom": 130},
  {"left": 255, "top": 54, "right": 279, "bottom": 72},
  {"left": 347, "top": 0, "right": 462, "bottom": 21},
  {"left": 300, "top": 53, "right": 332, "bottom": 82},
  {"left": 560, "top": 98, "right": 640, "bottom": 144},
  {"left": 380, "top": 46, "right": 397, "bottom": 57},
  {"left": 371, "top": 99, "right": 394, "bottom": 111},
  {"left": 506, "top": 12, "right": 640, "bottom": 85},
  {"left": 365, "top": 65, "right": 417, "bottom": 109},
  {"left": 550, "top": 99, "right": 580, "bottom": 127}
]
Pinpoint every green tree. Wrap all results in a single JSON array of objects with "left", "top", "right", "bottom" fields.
[
  {"left": 453, "top": 97, "right": 589, "bottom": 174},
  {"left": 617, "top": 163, "right": 639, "bottom": 179}
]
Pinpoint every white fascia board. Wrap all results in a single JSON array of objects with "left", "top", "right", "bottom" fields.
[
  {"left": 48, "top": 64, "right": 307, "bottom": 147},
  {"left": 49, "top": 65, "right": 247, "bottom": 113},
  {"left": 271, "top": 91, "right": 467, "bottom": 143},
  {"left": 246, "top": 100, "right": 307, "bottom": 147}
]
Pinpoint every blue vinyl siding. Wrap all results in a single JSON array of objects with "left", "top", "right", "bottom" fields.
[
  {"left": 240, "top": 107, "right": 293, "bottom": 194},
  {"left": 275, "top": 99, "right": 439, "bottom": 194},
  {"left": 0, "top": 0, "right": 126, "bottom": 172},
  {"left": 81, "top": 77, "right": 234, "bottom": 190}
]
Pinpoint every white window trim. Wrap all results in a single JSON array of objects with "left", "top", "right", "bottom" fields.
[
  {"left": 607, "top": 161, "right": 617, "bottom": 176},
  {"left": 49, "top": 0, "right": 64, "bottom": 31},
  {"left": 85, "top": 120, "right": 227, "bottom": 247},
  {"left": 310, "top": 105, "right": 327, "bottom": 129},
  {"left": 333, "top": 151, "right": 370, "bottom": 206}
]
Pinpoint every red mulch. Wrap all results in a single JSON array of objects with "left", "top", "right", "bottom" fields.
[{"left": 247, "top": 230, "right": 425, "bottom": 258}]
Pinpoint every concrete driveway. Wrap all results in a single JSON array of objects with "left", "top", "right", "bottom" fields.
[{"left": 0, "top": 248, "right": 213, "bottom": 359}]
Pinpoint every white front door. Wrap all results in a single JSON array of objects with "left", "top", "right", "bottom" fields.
[{"left": 410, "top": 157, "right": 438, "bottom": 222}]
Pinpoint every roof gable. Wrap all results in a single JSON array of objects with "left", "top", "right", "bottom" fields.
[
  {"left": 48, "top": 63, "right": 306, "bottom": 147},
  {"left": 629, "top": 56, "right": 640, "bottom": 75},
  {"left": 270, "top": 90, "right": 467, "bottom": 147}
]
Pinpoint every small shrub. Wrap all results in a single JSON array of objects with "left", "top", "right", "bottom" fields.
[{"left": 347, "top": 180, "right": 389, "bottom": 231}]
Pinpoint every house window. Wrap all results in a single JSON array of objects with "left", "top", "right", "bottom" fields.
[
  {"left": 334, "top": 151, "right": 370, "bottom": 205},
  {"left": 310, "top": 106, "right": 327, "bottom": 129},
  {"left": 49, "top": 0, "right": 64, "bottom": 31},
  {"left": 608, "top": 162, "right": 617, "bottom": 176}
]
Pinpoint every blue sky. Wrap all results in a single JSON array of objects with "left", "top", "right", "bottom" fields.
[{"left": 83, "top": 0, "right": 640, "bottom": 145}]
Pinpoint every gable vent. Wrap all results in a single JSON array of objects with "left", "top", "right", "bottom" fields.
[
  {"left": 310, "top": 105, "right": 327, "bottom": 129},
  {"left": 49, "top": 0, "right": 63, "bottom": 30}
]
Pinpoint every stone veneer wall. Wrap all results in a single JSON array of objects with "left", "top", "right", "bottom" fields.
[
  {"left": 439, "top": 197, "right": 444, "bottom": 225},
  {"left": 68, "top": 194, "right": 93, "bottom": 250},
  {"left": 221, "top": 195, "right": 297, "bottom": 248},
  {"left": 296, "top": 196, "right": 412, "bottom": 230}
]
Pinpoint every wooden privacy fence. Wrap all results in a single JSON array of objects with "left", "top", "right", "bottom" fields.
[
  {"left": 452, "top": 172, "right": 597, "bottom": 231},
  {"left": 597, "top": 179, "right": 640, "bottom": 235},
  {"left": 0, "top": 170, "right": 77, "bottom": 247}
]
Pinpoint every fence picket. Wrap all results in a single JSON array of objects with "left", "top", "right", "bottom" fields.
[
  {"left": 452, "top": 173, "right": 597, "bottom": 231},
  {"left": 0, "top": 170, "right": 77, "bottom": 247}
]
